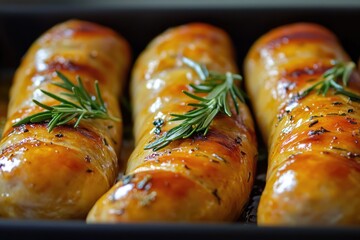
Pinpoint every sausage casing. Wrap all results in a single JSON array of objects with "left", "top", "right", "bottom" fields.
[
  {"left": 0, "top": 20, "right": 130, "bottom": 219},
  {"left": 87, "top": 23, "right": 257, "bottom": 222},
  {"left": 245, "top": 23, "right": 360, "bottom": 225}
]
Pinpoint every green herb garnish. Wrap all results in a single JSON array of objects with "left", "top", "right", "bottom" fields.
[
  {"left": 144, "top": 57, "right": 246, "bottom": 151},
  {"left": 13, "top": 71, "right": 119, "bottom": 132},
  {"left": 300, "top": 61, "right": 359, "bottom": 101}
]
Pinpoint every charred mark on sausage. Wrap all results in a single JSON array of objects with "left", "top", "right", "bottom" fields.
[
  {"left": 55, "top": 133, "right": 63, "bottom": 138},
  {"left": 347, "top": 152, "right": 360, "bottom": 159},
  {"left": 308, "top": 127, "right": 330, "bottom": 136},
  {"left": 210, "top": 159, "right": 220, "bottom": 164},
  {"left": 212, "top": 189, "right": 221, "bottom": 204},
  {"left": 308, "top": 120, "right": 319, "bottom": 127},
  {"left": 327, "top": 113, "right": 347, "bottom": 116},
  {"left": 235, "top": 136, "right": 242, "bottom": 145},
  {"left": 309, "top": 115, "right": 324, "bottom": 120},
  {"left": 332, "top": 102, "right": 343, "bottom": 106},
  {"left": 346, "top": 117, "right": 357, "bottom": 125},
  {"left": 331, "top": 146, "right": 347, "bottom": 152},
  {"left": 103, "top": 138, "right": 109, "bottom": 146},
  {"left": 202, "top": 130, "right": 243, "bottom": 154}
]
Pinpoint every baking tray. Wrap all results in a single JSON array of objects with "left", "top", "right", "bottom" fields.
[{"left": 0, "top": 3, "right": 360, "bottom": 240}]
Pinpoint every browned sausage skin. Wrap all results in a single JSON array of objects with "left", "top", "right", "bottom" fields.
[
  {"left": 0, "top": 20, "right": 131, "bottom": 219},
  {"left": 87, "top": 23, "right": 257, "bottom": 222},
  {"left": 245, "top": 23, "right": 360, "bottom": 225}
]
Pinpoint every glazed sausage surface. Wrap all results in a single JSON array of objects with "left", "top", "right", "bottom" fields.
[
  {"left": 245, "top": 23, "right": 360, "bottom": 225},
  {"left": 87, "top": 23, "right": 257, "bottom": 222},
  {"left": 0, "top": 20, "right": 130, "bottom": 219}
]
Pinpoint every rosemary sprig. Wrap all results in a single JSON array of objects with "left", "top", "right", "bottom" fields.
[
  {"left": 144, "top": 57, "right": 246, "bottom": 151},
  {"left": 299, "top": 61, "right": 360, "bottom": 101},
  {"left": 13, "top": 71, "right": 119, "bottom": 132}
]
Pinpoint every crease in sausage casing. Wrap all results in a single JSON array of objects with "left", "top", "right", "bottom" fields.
[
  {"left": 87, "top": 23, "right": 257, "bottom": 222},
  {"left": 245, "top": 23, "right": 360, "bottom": 225},
  {"left": 0, "top": 20, "right": 131, "bottom": 219}
]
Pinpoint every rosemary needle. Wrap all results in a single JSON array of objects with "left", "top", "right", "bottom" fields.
[
  {"left": 144, "top": 57, "right": 246, "bottom": 151},
  {"left": 13, "top": 71, "right": 119, "bottom": 132},
  {"left": 300, "top": 61, "right": 360, "bottom": 101}
]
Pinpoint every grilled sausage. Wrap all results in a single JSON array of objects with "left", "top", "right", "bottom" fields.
[
  {"left": 87, "top": 23, "right": 257, "bottom": 222},
  {"left": 245, "top": 23, "right": 360, "bottom": 225},
  {"left": 0, "top": 20, "right": 131, "bottom": 219}
]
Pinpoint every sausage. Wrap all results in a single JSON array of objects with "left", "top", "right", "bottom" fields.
[
  {"left": 86, "top": 23, "right": 257, "bottom": 222},
  {"left": 245, "top": 23, "right": 360, "bottom": 225},
  {"left": 0, "top": 20, "right": 131, "bottom": 219}
]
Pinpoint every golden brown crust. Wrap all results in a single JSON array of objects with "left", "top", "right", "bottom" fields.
[
  {"left": 0, "top": 20, "right": 131, "bottom": 219},
  {"left": 245, "top": 22, "right": 360, "bottom": 225},
  {"left": 87, "top": 23, "right": 257, "bottom": 222}
]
